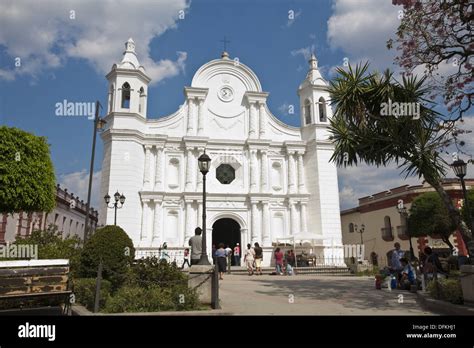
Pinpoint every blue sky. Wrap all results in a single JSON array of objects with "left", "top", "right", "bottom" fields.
[{"left": 0, "top": 0, "right": 472, "bottom": 209}]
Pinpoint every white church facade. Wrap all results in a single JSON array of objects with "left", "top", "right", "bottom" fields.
[{"left": 99, "top": 38, "right": 343, "bottom": 266}]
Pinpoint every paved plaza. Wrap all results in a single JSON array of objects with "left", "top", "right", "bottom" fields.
[{"left": 219, "top": 274, "right": 436, "bottom": 315}]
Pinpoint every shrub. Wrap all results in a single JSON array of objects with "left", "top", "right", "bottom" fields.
[
  {"left": 427, "top": 278, "right": 463, "bottom": 304},
  {"left": 127, "top": 256, "right": 187, "bottom": 289},
  {"left": 14, "top": 225, "right": 82, "bottom": 275},
  {"left": 79, "top": 225, "right": 135, "bottom": 289},
  {"left": 104, "top": 284, "right": 200, "bottom": 313},
  {"left": 73, "top": 278, "right": 111, "bottom": 311}
]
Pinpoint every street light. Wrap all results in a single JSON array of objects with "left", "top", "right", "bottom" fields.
[
  {"left": 397, "top": 201, "right": 415, "bottom": 261},
  {"left": 451, "top": 158, "right": 474, "bottom": 255},
  {"left": 354, "top": 223, "right": 365, "bottom": 245},
  {"left": 84, "top": 101, "right": 107, "bottom": 241},
  {"left": 197, "top": 152, "right": 211, "bottom": 265},
  {"left": 104, "top": 191, "right": 125, "bottom": 225}
]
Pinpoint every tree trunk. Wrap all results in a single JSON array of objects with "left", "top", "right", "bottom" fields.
[{"left": 424, "top": 175, "right": 472, "bottom": 251}]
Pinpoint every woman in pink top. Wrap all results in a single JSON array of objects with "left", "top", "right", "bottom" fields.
[{"left": 274, "top": 248, "right": 284, "bottom": 275}]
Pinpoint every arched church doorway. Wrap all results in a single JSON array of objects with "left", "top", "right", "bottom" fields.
[{"left": 212, "top": 218, "right": 241, "bottom": 266}]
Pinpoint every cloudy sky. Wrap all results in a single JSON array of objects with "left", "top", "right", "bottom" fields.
[{"left": 0, "top": 0, "right": 472, "bottom": 210}]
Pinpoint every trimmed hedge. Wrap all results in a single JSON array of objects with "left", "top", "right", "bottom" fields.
[
  {"left": 73, "top": 278, "right": 111, "bottom": 311},
  {"left": 79, "top": 225, "right": 135, "bottom": 289},
  {"left": 427, "top": 278, "right": 463, "bottom": 304}
]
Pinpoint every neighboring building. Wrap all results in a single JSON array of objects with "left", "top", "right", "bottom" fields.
[
  {"left": 99, "top": 38, "right": 343, "bottom": 265},
  {"left": 0, "top": 184, "right": 99, "bottom": 244},
  {"left": 341, "top": 179, "right": 473, "bottom": 265}
]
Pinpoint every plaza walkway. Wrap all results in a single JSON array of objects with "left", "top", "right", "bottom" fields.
[{"left": 219, "top": 274, "right": 435, "bottom": 315}]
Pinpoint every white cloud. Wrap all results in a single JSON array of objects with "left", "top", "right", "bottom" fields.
[
  {"left": 291, "top": 44, "right": 315, "bottom": 61},
  {"left": 58, "top": 170, "right": 102, "bottom": 210},
  {"left": 0, "top": 0, "right": 190, "bottom": 85},
  {"left": 327, "top": 0, "right": 399, "bottom": 71}
]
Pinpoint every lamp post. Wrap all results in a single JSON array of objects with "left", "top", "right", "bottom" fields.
[
  {"left": 104, "top": 191, "right": 125, "bottom": 225},
  {"left": 397, "top": 203, "right": 415, "bottom": 261},
  {"left": 354, "top": 224, "right": 365, "bottom": 262},
  {"left": 197, "top": 152, "right": 211, "bottom": 265},
  {"left": 84, "top": 101, "right": 107, "bottom": 241},
  {"left": 451, "top": 159, "right": 474, "bottom": 256}
]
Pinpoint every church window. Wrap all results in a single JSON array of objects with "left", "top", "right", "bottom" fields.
[
  {"left": 349, "top": 223, "right": 354, "bottom": 233},
  {"left": 319, "top": 97, "right": 327, "bottom": 122},
  {"left": 139, "top": 87, "right": 145, "bottom": 113},
  {"left": 216, "top": 164, "right": 235, "bottom": 184},
  {"left": 304, "top": 99, "right": 312, "bottom": 125},
  {"left": 271, "top": 162, "right": 283, "bottom": 191},
  {"left": 121, "top": 82, "right": 131, "bottom": 109}
]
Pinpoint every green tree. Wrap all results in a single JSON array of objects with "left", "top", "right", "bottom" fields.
[
  {"left": 14, "top": 224, "right": 82, "bottom": 275},
  {"left": 408, "top": 192, "right": 456, "bottom": 250},
  {"left": 79, "top": 225, "right": 135, "bottom": 289},
  {"left": 327, "top": 63, "right": 472, "bottom": 248},
  {"left": 0, "top": 126, "right": 56, "bottom": 214},
  {"left": 461, "top": 189, "right": 474, "bottom": 231}
]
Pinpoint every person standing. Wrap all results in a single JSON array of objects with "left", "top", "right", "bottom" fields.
[
  {"left": 181, "top": 248, "right": 191, "bottom": 269},
  {"left": 188, "top": 227, "right": 202, "bottom": 265},
  {"left": 215, "top": 243, "right": 227, "bottom": 280},
  {"left": 244, "top": 243, "right": 255, "bottom": 276},
  {"left": 254, "top": 242, "right": 263, "bottom": 275},
  {"left": 274, "top": 247, "right": 284, "bottom": 275},
  {"left": 225, "top": 245, "right": 232, "bottom": 270},
  {"left": 233, "top": 243, "right": 241, "bottom": 266},
  {"left": 390, "top": 242, "right": 405, "bottom": 281}
]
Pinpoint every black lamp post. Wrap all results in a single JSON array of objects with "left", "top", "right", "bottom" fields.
[
  {"left": 197, "top": 152, "right": 211, "bottom": 265},
  {"left": 84, "top": 101, "right": 107, "bottom": 241},
  {"left": 354, "top": 224, "right": 365, "bottom": 245},
  {"left": 451, "top": 159, "right": 474, "bottom": 255},
  {"left": 104, "top": 191, "right": 125, "bottom": 225},
  {"left": 397, "top": 204, "right": 415, "bottom": 261}
]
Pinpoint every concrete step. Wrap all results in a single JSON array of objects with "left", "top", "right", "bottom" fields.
[{"left": 226, "top": 266, "right": 353, "bottom": 276}]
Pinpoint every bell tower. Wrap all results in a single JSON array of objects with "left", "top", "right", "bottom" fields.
[{"left": 105, "top": 38, "right": 151, "bottom": 118}]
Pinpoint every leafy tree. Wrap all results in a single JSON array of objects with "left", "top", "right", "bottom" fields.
[
  {"left": 388, "top": 0, "right": 473, "bottom": 119},
  {"left": 0, "top": 126, "right": 56, "bottom": 214},
  {"left": 79, "top": 225, "right": 135, "bottom": 289},
  {"left": 408, "top": 192, "right": 457, "bottom": 250},
  {"left": 14, "top": 225, "right": 82, "bottom": 274},
  {"left": 461, "top": 189, "right": 474, "bottom": 230},
  {"left": 327, "top": 63, "right": 472, "bottom": 249}
]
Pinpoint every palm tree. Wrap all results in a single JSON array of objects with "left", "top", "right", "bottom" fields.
[{"left": 327, "top": 63, "right": 472, "bottom": 251}]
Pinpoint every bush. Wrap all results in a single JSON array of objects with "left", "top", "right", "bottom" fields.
[
  {"left": 14, "top": 225, "right": 82, "bottom": 275},
  {"left": 104, "top": 284, "right": 200, "bottom": 313},
  {"left": 79, "top": 225, "right": 135, "bottom": 289},
  {"left": 73, "top": 278, "right": 111, "bottom": 311},
  {"left": 427, "top": 278, "right": 463, "bottom": 304},
  {"left": 126, "top": 256, "right": 187, "bottom": 289}
]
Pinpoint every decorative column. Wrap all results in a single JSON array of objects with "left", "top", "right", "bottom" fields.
[
  {"left": 251, "top": 202, "right": 259, "bottom": 243},
  {"left": 152, "top": 199, "right": 162, "bottom": 246},
  {"left": 262, "top": 202, "right": 270, "bottom": 245},
  {"left": 288, "top": 151, "right": 296, "bottom": 194},
  {"left": 154, "top": 146, "right": 163, "bottom": 191},
  {"left": 185, "top": 148, "right": 194, "bottom": 191},
  {"left": 259, "top": 102, "right": 266, "bottom": 139},
  {"left": 300, "top": 202, "right": 308, "bottom": 234},
  {"left": 143, "top": 145, "right": 152, "bottom": 189},
  {"left": 297, "top": 152, "right": 306, "bottom": 193},
  {"left": 260, "top": 149, "right": 268, "bottom": 192},
  {"left": 187, "top": 98, "right": 195, "bottom": 135},
  {"left": 197, "top": 98, "right": 205, "bottom": 135},
  {"left": 250, "top": 149, "right": 258, "bottom": 193},
  {"left": 141, "top": 199, "right": 150, "bottom": 244},
  {"left": 249, "top": 102, "right": 257, "bottom": 138},
  {"left": 289, "top": 201, "right": 298, "bottom": 235},
  {"left": 196, "top": 147, "right": 204, "bottom": 191},
  {"left": 185, "top": 201, "right": 194, "bottom": 243}
]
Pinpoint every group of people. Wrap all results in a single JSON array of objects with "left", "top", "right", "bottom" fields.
[
  {"left": 273, "top": 248, "right": 296, "bottom": 275},
  {"left": 242, "top": 243, "right": 264, "bottom": 276},
  {"left": 389, "top": 242, "right": 446, "bottom": 290}
]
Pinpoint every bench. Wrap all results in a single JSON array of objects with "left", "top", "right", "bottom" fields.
[{"left": 0, "top": 259, "right": 72, "bottom": 315}]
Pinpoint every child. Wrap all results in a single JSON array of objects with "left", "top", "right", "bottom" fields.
[{"left": 181, "top": 248, "right": 191, "bottom": 269}]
